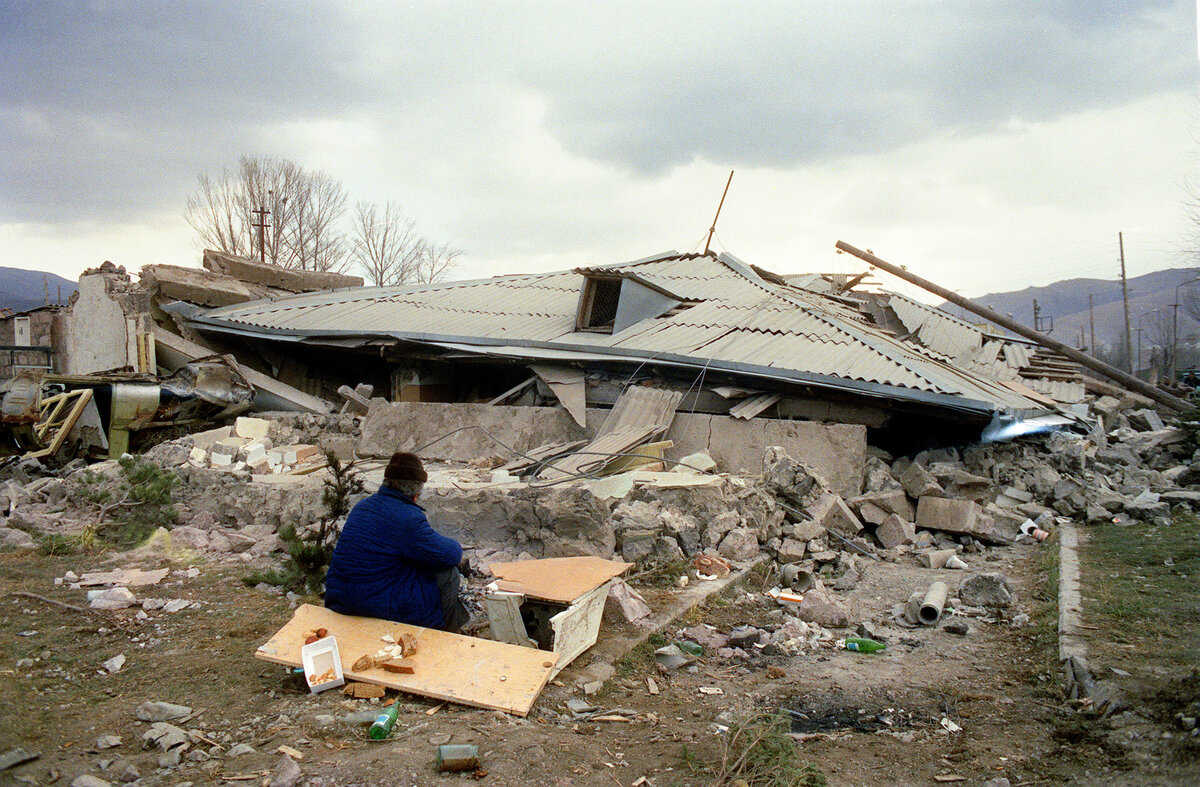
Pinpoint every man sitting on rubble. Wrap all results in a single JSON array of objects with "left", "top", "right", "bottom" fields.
[{"left": 324, "top": 451, "right": 470, "bottom": 632}]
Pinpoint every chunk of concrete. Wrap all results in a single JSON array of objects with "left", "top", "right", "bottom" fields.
[
  {"left": 794, "top": 591, "right": 850, "bottom": 628},
  {"left": 918, "top": 548, "right": 957, "bottom": 569},
  {"left": 900, "top": 463, "right": 944, "bottom": 499},
  {"left": 807, "top": 492, "right": 863, "bottom": 536},
  {"left": 234, "top": 417, "right": 271, "bottom": 441},
  {"left": 88, "top": 587, "right": 137, "bottom": 610},
  {"left": 848, "top": 489, "right": 915, "bottom": 521},
  {"left": 874, "top": 514, "right": 915, "bottom": 549},
  {"left": 916, "top": 497, "right": 980, "bottom": 537},
  {"left": 141, "top": 722, "right": 189, "bottom": 751},
  {"left": 957, "top": 573, "right": 1016, "bottom": 608},
  {"left": 676, "top": 451, "right": 717, "bottom": 474},
  {"left": 0, "top": 527, "right": 36, "bottom": 549},
  {"left": 718, "top": 527, "right": 761, "bottom": 562},
  {"left": 776, "top": 537, "right": 807, "bottom": 562}
]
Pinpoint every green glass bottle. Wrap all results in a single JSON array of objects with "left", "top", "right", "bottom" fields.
[
  {"left": 368, "top": 703, "right": 400, "bottom": 739},
  {"left": 844, "top": 637, "right": 885, "bottom": 653}
]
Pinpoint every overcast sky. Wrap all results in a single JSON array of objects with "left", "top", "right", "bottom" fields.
[{"left": 2, "top": 0, "right": 1198, "bottom": 302}]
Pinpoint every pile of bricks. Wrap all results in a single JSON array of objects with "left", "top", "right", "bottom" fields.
[{"left": 187, "top": 417, "right": 324, "bottom": 475}]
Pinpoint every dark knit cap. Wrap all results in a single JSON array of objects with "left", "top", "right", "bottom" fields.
[{"left": 384, "top": 452, "right": 427, "bottom": 483}]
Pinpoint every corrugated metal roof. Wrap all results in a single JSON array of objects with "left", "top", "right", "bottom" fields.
[
  {"left": 192, "top": 252, "right": 1055, "bottom": 415},
  {"left": 1023, "top": 378, "right": 1087, "bottom": 404},
  {"left": 887, "top": 293, "right": 982, "bottom": 359}
]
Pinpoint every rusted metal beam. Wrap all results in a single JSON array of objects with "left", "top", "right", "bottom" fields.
[{"left": 835, "top": 241, "right": 1191, "bottom": 412}]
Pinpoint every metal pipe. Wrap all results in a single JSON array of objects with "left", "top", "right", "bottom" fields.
[
  {"left": 918, "top": 581, "right": 949, "bottom": 625},
  {"left": 835, "top": 241, "right": 1192, "bottom": 412}
]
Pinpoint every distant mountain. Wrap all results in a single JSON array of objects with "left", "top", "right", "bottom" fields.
[
  {"left": 937, "top": 267, "right": 1200, "bottom": 358},
  {"left": 0, "top": 267, "right": 78, "bottom": 312}
]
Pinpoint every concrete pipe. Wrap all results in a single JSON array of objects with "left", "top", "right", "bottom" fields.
[
  {"left": 780, "top": 563, "right": 818, "bottom": 593},
  {"left": 919, "top": 549, "right": 957, "bottom": 569},
  {"left": 919, "top": 581, "right": 950, "bottom": 625}
]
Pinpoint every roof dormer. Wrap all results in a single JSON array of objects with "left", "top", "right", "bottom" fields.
[{"left": 574, "top": 270, "right": 693, "bottom": 334}]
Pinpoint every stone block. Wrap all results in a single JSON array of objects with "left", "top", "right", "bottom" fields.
[
  {"left": 619, "top": 530, "right": 656, "bottom": 563},
  {"left": 916, "top": 496, "right": 978, "bottom": 535},
  {"left": 807, "top": 492, "right": 862, "bottom": 535},
  {"left": 787, "top": 517, "right": 825, "bottom": 542},
  {"left": 794, "top": 590, "right": 850, "bottom": 627},
  {"left": 900, "top": 463, "right": 944, "bottom": 499},
  {"left": 856, "top": 501, "right": 890, "bottom": 525},
  {"left": 1127, "top": 408, "right": 1165, "bottom": 432},
  {"left": 1090, "top": 395, "right": 1123, "bottom": 418},
  {"left": 874, "top": 514, "right": 915, "bottom": 549},
  {"left": 776, "top": 537, "right": 807, "bottom": 562},
  {"left": 848, "top": 489, "right": 915, "bottom": 521},
  {"left": 234, "top": 417, "right": 272, "bottom": 441},
  {"left": 718, "top": 527, "right": 761, "bottom": 562},
  {"left": 957, "top": 573, "right": 1016, "bottom": 608}
]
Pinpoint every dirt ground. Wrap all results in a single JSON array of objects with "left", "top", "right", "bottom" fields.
[{"left": 1, "top": 538, "right": 1197, "bottom": 786}]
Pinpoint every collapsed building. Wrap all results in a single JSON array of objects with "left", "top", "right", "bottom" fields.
[{"left": 176, "top": 248, "right": 1084, "bottom": 456}]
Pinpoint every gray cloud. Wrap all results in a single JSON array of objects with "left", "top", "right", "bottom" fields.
[
  {"left": 509, "top": 1, "right": 1196, "bottom": 172},
  {"left": 0, "top": 0, "right": 1194, "bottom": 229},
  {"left": 0, "top": 0, "right": 359, "bottom": 221}
]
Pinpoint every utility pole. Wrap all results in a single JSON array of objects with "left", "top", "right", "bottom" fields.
[
  {"left": 251, "top": 205, "right": 271, "bottom": 264},
  {"left": 1119, "top": 232, "right": 1132, "bottom": 373},
  {"left": 1032, "top": 299, "right": 1053, "bottom": 334},
  {"left": 1088, "top": 293, "right": 1096, "bottom": 356}
]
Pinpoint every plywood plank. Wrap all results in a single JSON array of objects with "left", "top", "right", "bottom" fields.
[
  {"left": 489, "top": 556, "right": 632, "bottom": 604},
  {"left": 255, "top": 604, "right": 556, "bottom": 716}
]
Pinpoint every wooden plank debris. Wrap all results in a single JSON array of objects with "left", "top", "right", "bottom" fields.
[
  {"left": 489, "top": 556, "right": 632, "bottom": 604},
  {"left": 538, "top": 385, "right": 682, "bottom": 481},
  {"left": 729, "top": 392, "right": 781, "bottom": 420},
  {"left": 255, "top": 604, "right": 556, "bottom": 716},
  {"left": 497, "top": 439, "right": 588, "bottom": 475}
]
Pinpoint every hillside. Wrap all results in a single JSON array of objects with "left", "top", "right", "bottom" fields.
[
  {"left": 0, "top": 267, "right": 77, "bottom": 312},
  {"left": 937, "top": 267, "right": 1200, "bottom": 358}
]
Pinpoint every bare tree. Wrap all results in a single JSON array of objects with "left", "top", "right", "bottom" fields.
[
  {"left": 184, "top": 171, "right": 251, "bottom": 258},
  {"left": 281, "top": 170, "right": 348, "bottom": 272},
  {"left": 185, "top": 156, "right": 349, "bottom": 271},
  {"left": 349, "top": 201, "right": 423, "bottom": 285},
  {"left": 414, "top": 240, "right": 463, "bottom": 285},
  {"left": 350, "top": 201, "right": 461, "bottom": 285}
]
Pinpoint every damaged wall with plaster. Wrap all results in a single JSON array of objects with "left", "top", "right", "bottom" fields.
[
  {"left": 359, "top": 399, "right": 866, "bottom": 497},
  {"left": 65, "top": 268, "right": 155, "bottom": 375}
]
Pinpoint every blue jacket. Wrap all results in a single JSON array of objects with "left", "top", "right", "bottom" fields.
[{"left": 323, "top": 487, "right": 462, "bottom": 629}]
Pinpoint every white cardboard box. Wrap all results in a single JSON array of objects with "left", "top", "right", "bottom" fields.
[{"left": 300, "top": 636, "right": 345, "bottom": 694}]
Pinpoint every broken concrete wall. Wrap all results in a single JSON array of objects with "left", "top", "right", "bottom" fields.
[
  {"left": 359, "top": 400, "right": 587, "bottom": 460},
  {"left": 202, "top": 249, "right": 364, "bottom": 292},
  {"left": 588, "top": 411, "right": 866, "bottom": 498},
  {"left": 65, "top": 266, "right": 154, "bottom": 375},
  {"left": 361, "top": 400, "right": 866, "bottom": 496}
]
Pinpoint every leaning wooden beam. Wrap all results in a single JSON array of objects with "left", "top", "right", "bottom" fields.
[{"left": 835, "top": 241, "right": 1191, "bottom": 412}]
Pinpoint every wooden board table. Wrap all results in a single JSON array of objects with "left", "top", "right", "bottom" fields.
[{"left": 255, "top": 604, "right": 557, "bottom": 716}]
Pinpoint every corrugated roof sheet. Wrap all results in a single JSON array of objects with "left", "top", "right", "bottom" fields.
[{"left": 193, "top": 252, "right": 1054, "bottom": 414}]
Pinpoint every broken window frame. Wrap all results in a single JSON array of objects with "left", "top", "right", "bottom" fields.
[{"left": 575, "top": 274, "right": 623, "bottom": 333}]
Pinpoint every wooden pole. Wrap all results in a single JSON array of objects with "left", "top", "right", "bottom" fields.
[
  {"left": 834, "top": 241, "right": 1191, "bottom": 412},
  {"left": 703, "top": 171, "right": 734, "bottom": 256},
  {"left": 1119, "top": 232, "right": 1132, "bottom": 373}
]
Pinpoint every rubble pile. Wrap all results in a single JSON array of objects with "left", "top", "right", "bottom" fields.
[{"left": 0, "top": 391, "right": 1194, "bottom": 619}]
